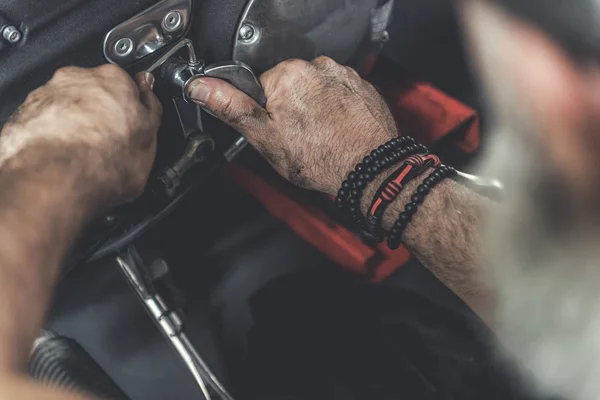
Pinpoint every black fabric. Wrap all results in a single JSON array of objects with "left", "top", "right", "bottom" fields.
[{"left": 232, "top": 270, "right": 539, "bottom": 400}]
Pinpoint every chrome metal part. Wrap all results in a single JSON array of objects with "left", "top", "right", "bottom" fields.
[
  {"left": 238, "top": 24, "right": 256, "bottom": 43},
  {"left": 114, "top": 38, "right": 133, "bottom": 57},
  {"left": 456, "top": 170, "right": 504, "bottom": 199},
  {"left": 103, "top": 0, "right": 192, "bottom": 66},
  {"left": 232, "top": 0, "right": 387, "bottom": 73},
  {"left": 158, "top": 134, "right": 215, "bottom": 197},
  {"left": 117, "top": 248, "right": 234, "bottom": 400},
  {"left": 202, "top": 62, "right": 267, "bottom": 107},
  {"left": 224, "top": 136, "right": 249, "bottom": 162},
  {"left": 163, "top": 11, "right": 183, "bottom": 32},
  {"left": 2, "top": 25, "right": 21, "bottom": 44},
  {"left": 146, "top": 38, "right": 199, "bottom": 74},
  {"left": 148, "top": 38, "right": 265, "bottom": 164},
  {"left": 154, "top": 39, "right": 267, "bottom": 107},
  {"left": 173, "top": 97, "right": 203, "bottom": 139}
]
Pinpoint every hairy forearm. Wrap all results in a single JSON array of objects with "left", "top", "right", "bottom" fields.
[
  {"left": 362, "top": 169, "right": 494, "bottom": 318},
  {"left": 0, "top": 144, "right": 96, "bottom": 373}
]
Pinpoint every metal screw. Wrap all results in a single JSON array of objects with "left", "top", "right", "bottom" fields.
[
  {"left": 381, "top": 31, "right": 390, "bottom": 43},
  {"left": 164, "top": 11, "right": 183, "bottom": 32},
  {"left": 238, "top": 24, "right": 255, "bottom": 42},
  {"left": 2, "top": 26, "right": 22, "bottom": 44},
  {"left": 114, "top": 38, "right": 134, "bottom": 57}
]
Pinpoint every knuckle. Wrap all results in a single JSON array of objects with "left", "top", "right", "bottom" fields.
[
  {"left": 97, "top": 63, "right": 127, "bottom": 78},
  {"left": 217, "top": 92, "right": 238, "bottom": 122},
  {"left": 313, "top": 56, "right": 339, "bottom": 70},
  {"left": 279, "top": 59, "right": 312, "bottom": 76},
  {"left": 345, "top": 66, "right": 361, "bottom": 79},
  {"left": 52, "top": 66, "right": 81, "bottom": 81}
]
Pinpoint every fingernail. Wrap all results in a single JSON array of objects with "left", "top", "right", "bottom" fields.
[
  {"left": 135, "top": 71, "right": 154, "bottom": 90},
  {"left": 145, "top": 73, "right": 155, "bottom": 90},
  {"left": 188, "top": 80, "right": 211, "bottom": 105}
]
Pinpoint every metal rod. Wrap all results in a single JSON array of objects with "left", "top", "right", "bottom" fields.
[{"left": 116, "top": 253, "right": 235, "bottom": 400}]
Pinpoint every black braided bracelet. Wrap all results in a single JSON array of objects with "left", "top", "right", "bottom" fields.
[
  {"left": 387, "top": 165, "right": 457, "bottom": 250},
  {"left": 337, "top": 142, "right": 429, "bottom": 225},
  {"left": 363, "top": 154, "right": 441, "bottom": 242}
]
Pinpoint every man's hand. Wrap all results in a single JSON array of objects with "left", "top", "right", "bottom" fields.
[
  {"left": 0, "top": 64, "right": 162, "bottom": 383},
  {"left": 191, "top": 57, "right": 493, "bottom": 318},
  {"left": 0, "top": 64, "right": 162, "bottom": 208},
  {"left": 188, "top": 57, "right": 397, "bottom": 195}
]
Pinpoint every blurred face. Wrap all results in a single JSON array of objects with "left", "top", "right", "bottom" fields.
[{"left": 460, "top": 1, "right": 600, "bottom": 399}]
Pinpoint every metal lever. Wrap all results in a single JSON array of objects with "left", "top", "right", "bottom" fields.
[
  {"left": 201, "top": 61, "right": 267, "bottom": 107},
  {"left": 117, "top": 247, "right": 234, "bottom": 400},
  {"left": 157, "top": 134, "right": 215, "bottom": 197}
]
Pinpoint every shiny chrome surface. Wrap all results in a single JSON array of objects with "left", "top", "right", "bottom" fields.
[
  {"left": 224, "top": 136, "right": 249, "bottom": 162},
  {"left": 117, "top": 249, "right": 234, "bottom": 400},
  {"left": 232, "top": 0, "right": 393, "bottom": 73},
  {"left": 152, "top": 39, "right": 267, "bottom": 107},
  {"left": 456, "top": 170, "right": 504, "bottom": 199},
  {"left": 2, "top": 25, "right": 21, "bottom": 44},
  {"left": 202, "top": 61, "right": 267, "bottom": 107},
  {"left": 146, "top": 38, "right": 199, "bottom": 74},
  {"left": 103, "top": 0, "right": 192, "bottom": 66},
  {"left": 163, "top": 11, "right": 183, "bottom": 32}
]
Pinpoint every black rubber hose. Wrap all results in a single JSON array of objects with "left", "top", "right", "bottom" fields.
[{"left": 29, "top": 331, "right": 129, "bottom": 399}]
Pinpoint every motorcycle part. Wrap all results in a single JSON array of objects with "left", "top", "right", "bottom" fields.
[
  {"left": 103, "top": 0, "right": 192, "bottom": 66},
  {"left": 30, "top": 330, "right": 129, "bottom": 399},
  {"left": 158, "top": 134, "right": 216, "bottom": 198},
  {"left": 455, "top": 170, "right": 504, "bottom": 200},
  {"left": 147, "top": 39, "right": 267, "bottom": 107},
  {"left": 1, "top": 25, "right": 21, "bottom": 44},
  {"left": 232, "top": 0, "right": 394, "bottom": 73},
  {"left": 117, "top": 247, "right": 234, "bottom": 400}
]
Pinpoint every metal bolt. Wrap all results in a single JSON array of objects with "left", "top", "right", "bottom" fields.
[
  {"left": 2, "top": 26, "right": 22, "bottom": 44},
  {"left": 238, "top": 24, "right": 255, "bottom": 42},
  {"left": 164, "top": 11, "right": 183, "bottom": 32},
  {"left": 381, "top": 31, "right": 390, "bottom": 43},
  {"left": 114, "top": 38, "right": 134, "bottom": 57}
]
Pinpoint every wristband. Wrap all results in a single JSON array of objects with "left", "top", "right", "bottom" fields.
[{"left": 363, "top": 154, "right": 441, "bottom": 241}]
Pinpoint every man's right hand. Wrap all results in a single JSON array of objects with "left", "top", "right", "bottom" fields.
[
  {"left": 188, "top": 57, "right": 398, "bottom": 195},
  {"left": 0, "top": 65, "right": 162, "bottom": 211}
]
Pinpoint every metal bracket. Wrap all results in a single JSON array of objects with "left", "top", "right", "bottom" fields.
[{"left": 103, "top": 0, "right": 192, "bottom": 66}]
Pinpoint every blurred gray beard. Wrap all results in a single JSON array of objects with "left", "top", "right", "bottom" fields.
[{"left": 478, "top": 117, "right": 600, "bottom": 400}]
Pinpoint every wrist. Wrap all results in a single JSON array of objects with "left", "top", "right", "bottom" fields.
[{"left": 0, "top": 140, "right": 110, "bottom": 217}]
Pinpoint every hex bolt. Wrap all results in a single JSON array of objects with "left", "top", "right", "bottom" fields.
[
  {"left": 238, "top": 24, "right": 255, "bottom": 42},
  {"left": 2, "top": 25, "right": 22, "bottom": 44},
  {"left": 114, "top": 37, "right": 134, "bottom": 57},
  {"left": 164, "top": 11, "right": 183, "bottom": 32}
]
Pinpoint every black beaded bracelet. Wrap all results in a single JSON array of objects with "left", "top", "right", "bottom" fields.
[
  {"left": 387, "top": 165, "right": 457, "bottom": 250},
  {"left": 335, "top": 136, "right": 417, "bottom": 210},
  {"left": 341, "top": 143, "right": 428, "bottom": 225}
]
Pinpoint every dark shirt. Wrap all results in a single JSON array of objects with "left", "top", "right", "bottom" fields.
[{"left": 233, "top": 269, "right": 539, "bottom": 400}]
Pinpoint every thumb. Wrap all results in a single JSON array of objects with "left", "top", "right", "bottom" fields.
[{"left": 187, "top": 77, "right": 269, "bottom": 138}]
